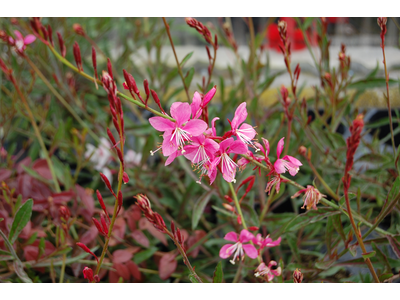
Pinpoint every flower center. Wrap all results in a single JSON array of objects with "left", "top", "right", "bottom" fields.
[
  {"left": 15, "top": 40, "right": 24, "bottom": 51},
  {"left": 170, "top": 127, "right": 191, "bottom": 153},
  {"left": 281, "top": 160, "right": 299, "bottom": 174},
  {"left": 221, "top": 153, "right": 238, "bottom": 183},
  {"left": 235, "top": 128, "right": 259, "bottom": 151},
  {"left": 226, "top": 242, "right": 244, "bottom": 265}
]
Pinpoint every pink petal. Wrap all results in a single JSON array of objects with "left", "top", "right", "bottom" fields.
[
  {"left": 242, "top": 244, "right": 258, "bottom": 259},
  {"left": 8, "top": 37, "right": 14, "bottom": 44},
  {"left": 283, "top": 155, "right": 302, "bottom": 167},
  {"left": 191, "top": 92, "right": 202, "bottom": 119},
  {"left": 204, "top": 138, "right": 219, "bottom": 156},
  {"left": 267, "top": 272, "right": 274, "bottom": 282},
  {"left": 162, "top": 131, "right": 178, "bottom": 157},
  {"left": 238, "top": 123, "right": 257, "bottom": 140},
  {"left": 239, "top": 229, "right": 255, "bottom": 243},
  {"left": 263, "top": 236, "right": 281, "bottom": 247},
  {"left": 224, "top": 231, "right": 238, "bottom": 242},
  {"left": 219, "top": 137, "right": 234, "bottom": 153},
  {"left": 202, "top": 87, "right": 216, "bottom": 106},
  {"left": 276, "top": 137, "right": 285, "bottom": 158},
  {"left": 208, "top": 166, "right": 218, "bottom": 185},
  {"left": 14, "top": 30, "right": 24, "bottom": 41},
  {"left": 149, "top": 117, "right": 175, "bottom": 132},
  {"left": 219, "top": 244, "right": 234, "bottom": 259},
  {"left": 274, "top": 159, "right": 286, "bottom": 174},
  {"left": 183, "top": 119, "right": 207, "bottom": 137},
  {"left": 262, "top": 138, "right": 270, "bottom": 156},
  {"left": 222, "top": 169, "right": 236, "bottom": 183},
  {"left": 182, "top": 145, "right": 198, "bottom": 162},
  {"left": 165, "top": 150, "right": 181, "bottom": 166},
  {"left": 170, "top": 102, "right": 183, "bottom": 118},
  {"left": 24, "top": 35, "right": 36, "bottom": 45},
  {"left": 210, "top": 117, "right": 219, "bottom": 136},
  {"left": 268, "top": 260, "right": 278, "bottom": 268},
  {"left": 227, "top": 140, "right": 248, "bottom": 155},
  {"left": 231, "top": 102, "right": 248, "bottom": 130},
  {"left": 171, "top": 102, "right": 191, "bottom": 126}
]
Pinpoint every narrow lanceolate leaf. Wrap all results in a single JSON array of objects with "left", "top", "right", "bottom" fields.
[
  {"left": 213, "top": 261, "right": 223, "bottom": 283},
  {"left": 184, "top": 67, "right": 195, "bottom": 88},
  {"left": 331, "top": 214, "right": 346, "bottom": 243},
  {"left": 180, "top": 51, "right": 194, "bottom": 67},
  {"left": 283, "top": 208, "right": 340, "bottom": 233},
  {"left": 387, "top": 235, "right": 400, "bottom": 259},
  {"left": 372, "top": 242, "right": 392, "bottom": 273},
  {"left": 8, "top": 199, "right": 33, "bottom": 244},
  {"left": 361, "top": 251, "right": 376, "bottom": 260},
  {"left": 188, "top": 274, "right": 200, "bottom": 283},
  {"left": 376, "top": 177, "right": 400, "bottom": 220},
  {"left": 192, "top": 190, "right": 213, "bottom": 230}
]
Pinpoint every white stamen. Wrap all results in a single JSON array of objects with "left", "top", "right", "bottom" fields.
[{"left": 236, "top": 128, "right": 259, "bottom": 151}]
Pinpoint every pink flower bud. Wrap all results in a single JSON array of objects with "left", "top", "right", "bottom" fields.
[
  {"left": 76, "top": 242, "right": 99, "bottom": 263},
  {"left": 83, "top": 267, "right": 94, "bottom": 282},
  {"left": 56, "top": 32, "right": 66, "bottom": 57},
  {"left": 73, "top": 23, "right": 85, "bottom": 36},
  {"left": 123, "top": 171, "right": 129, "bottom": 184},
  {"left": 293, "top": 268, "right": 303, "bottom": 283},
  {"left": 73, "top": 42, "right": 83, "bottom": 71}
]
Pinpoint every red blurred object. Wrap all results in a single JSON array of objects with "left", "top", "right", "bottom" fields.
[{"left": 266, "top": 17, "right": 318, "bottom": 51}]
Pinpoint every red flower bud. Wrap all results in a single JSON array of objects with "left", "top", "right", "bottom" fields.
[
  {"left": 92, "top": 46, "right": 98, "bottom": 80},
  {"left": 123, "top": 171, "right": 129, "bottom": 184},
  {"left": 100, "top": 172, "right": 113, "bottom": 194},
  {"left": 107, "top": 58, "right": 113, "bottom": 80},
  {"left": 73, "top": 23, "right": 85, "bottom": 36},
  {"left": 47, "top": 24, "right": 53, "bottom": 46},
  {"left": 248, "top": 226, "right": 259, "bottom": 231},
  {"left": 59, "top": 206, "right": 71, "bottom": 221},
  {"left": 73, "top": 42, "right": 83, "bottom": 71},
  {"left": 76, "top": 242, "right": 99, "bottom": 263},
  {"left": 56, "top": 32, "right": 66, "bottom": 57},
  {"left": 83, "top": 267, "right": 94, "bottom": 282},
  {"left": 92, "top": 218, "right": 106, "bottom": 236},
  {"left": 100, "top": 214, "right": 108, "bottom": 235},
  {"left": 293, "top": 268, "right": 303, "bottom": 283}
]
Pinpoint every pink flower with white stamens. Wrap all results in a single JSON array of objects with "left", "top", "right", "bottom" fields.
[
  {"left": 265, "top": 171, "right": 283, "bottom": 195},
  {"left": 254, "top": 261, "right": 281, "bottom": 281},
  {"left": 274, "top": 137, "right": 302, "bottom": 176},
  {"left": 183, "top": 134, "right": 219, "bottom": 184},
  {"left": 230, "top": 102, "right": 258, "bottom": 150},
  {"left": 252, "top": 234, "right": 281, "bottom": 249},
  {"left": 291, "top": 185, "right": 326, "bottom": 210},
  {"left": 149, "top": 102, "right": 207, "bottom": 157},
  {"left": 219, "top": 230, "right": 258, "bottom": 264},
  {"left": 8, "top": 30, "right": 36, "bottom": 52},
  {"left": 209, "top": 137, "right": 247, "bottom": 184}
]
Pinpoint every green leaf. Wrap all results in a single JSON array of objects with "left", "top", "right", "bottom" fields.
[
  {"left": 0, "top": 218, "right": 3, "bottom": 222},
  {"left": 213, "top": 261, "right": 224, "bottom": 283},
  {"left": 331, "top": 214, "right": 346, "bottom": 243},
  {"left": 211, "top": 205, "right": 234, "bottom": 217},
  {"left": 188, "top": 274, "right": 200, "bottom": 283},
  {"left": 0, "top": 249, "right": 12, "bottom": 256},
  {"left": 192, "top": 190, "right": 213, "bottom": 229},
  {"left": 379, "top": 273, "right": 394, "bottom": 282},
  {"left": 133, "top": 247, "right": 158, "bottom": 264},
  {"left": 339, "top": 193, "right": 356, "bottom": 208},
  {"left": 241, "top": 203, "right": 260, "bottom": 227},
  {"left": 348, "top": 78, "right": 397, "bottom": 90},
  {"left": 361, "top": 251, "right": 376, "bottom": 260},
  {"left": 372, "top": 242, "right": 392, "bottom": 273},
  {"left": 286, "top": 233, "right": 300, "bottom": 262},
  {"left": 8, "top": 199, "right": 33, "bottom": 244},
  {"left": 184, "top": 67, "right": 195, "bottom": 88},
  {"left": 283, "top": 208, "right": 341, "bottom": 233},
  {"left": 180, "top": 51, "right": 194, "bottom": 67},
  {"left": 25, "top": 231, "right": 38, "bottom": 245},
  {"left": 38, "top": 237, "right": 45, "bottom": 260}
]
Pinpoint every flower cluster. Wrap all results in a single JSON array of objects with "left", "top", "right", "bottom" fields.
[
  {"left": 148, "top": 91, "right": 302, "bottom": 187},
  {"left": 219, "top": 229, "right": 281, "bottom": 264}
]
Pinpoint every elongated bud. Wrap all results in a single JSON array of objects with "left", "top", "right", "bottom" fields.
[
  {"left": 83, "top": 267, "right": 94, "bottom": 282},
  {"left": 222, "top": 203, "right": 234, "bottom": 212},
  {"left": 144, "top": 79, "right": 150, "bottom": 104},
  {"left": 100, "top": 214, "right": 108, "bottom": 235},
  {"left": 224, "top": 195, "right": 233, "bottom": 203},
  {"left": 94, "top": 275, "right": 100, "bottom": 283},
  {"left": 123, "top": 69, "right": 139, "bottom": 94},
  {"left": 214, "top": 34, "right": 218, "bottom": 49},
  {"left": 107, "top": 58, "right": 113, "bottom": 80},
  {"left": 56, "top": 32, "right": 66, "bottom": 57},
  {"left": 40, "top": 25, "right": 48, "bottom": 41},
  {"left": 100, "top": 172, "right": 113, "bottom": 194},
  {"left": 106, "top": 128, "right": 116, "bottom": 146},
  {"left": 171, "top": 221, "right": 175, "bottom": 234},
  {"left": 73, "top": 23, "right": 85, "bottom": 36},
  {"left": 248, "top": 226, "right": 259, "bottom": 231},
  {"left": 73, "top": 42, "right": 83, "bottom": 71},
  {"left": 47, "top": 24, "right": 53, "bottom": 46},
  {"left": 76, "top": 242, "right": 99, "bottom": 262},
  {"left": 205, "top": 46, "right": 212, "bottom": 60},
  {"left": 92, "top": 218, "right": 106, "bottom": 236},
  {"left": 202, "top": 86, "right": 216, "bottom": 106},
  {"left": 92, "top": 46, "right": 98, "bottom": 79},
  {"left": 123, "top": 172, "right": 129, "bottom": 184},
  {"left": 96, "top": 190, "right": 108, "bottom": 216},
  {"left": 116, "top": 147, "right": 124, "bottom": 165},
  {"left": 150, "top": 89, "right": 166, "bottom": 114}
]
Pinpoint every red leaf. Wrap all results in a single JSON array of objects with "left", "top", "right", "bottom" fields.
[
  {"left": 75, "top": 184, "right": 95, "bottom": 217},
  {"left": 112, "top": 249, "right": 133, "bottom": 264},
  {"left": 52, "top": 190, "right": 74, "bottom": 204},
  {"left": 16, "top": 157, "right": 31, "bottom": 174},
  {"left": 131, "top": 230, "right": 150, "bottom": 248},
  {"left": 126, "top": 261, "right": 142, "bottom": 281},
  {"left": 109, "top": 217, "right": 126, "bottom": 247},
  {"left": 79, "top": 225, "right": 98, "bottom": 244},
  {"left": 159, "top": 253, "right": 177, "bottom": 280},
  {"left": 139, "top": 218, "right": 167, "bottom": 246},
  {"left": 0, "top": 169, "right": 11, "bottom": 182},
  {"left": 114, "top": 263, "right": 130, "bottom": 281},
  {"left": 32, "top": 159, "right": 52, "bottom": 180}
]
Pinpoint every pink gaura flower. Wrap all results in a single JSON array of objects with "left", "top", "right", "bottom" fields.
[
  {"left": 274, "top": 137, "right": 302, "bottom": 176},
  {"left": 265, "top": 171, "right": 283, "bottom": 195},
  {"left": 9, "top": 30, "right": 36, "bottom": 52},
  {"left": 191, "top": 87, "right": 216, "bottom": 119},
  {"left": 219, "top": 229, "right": 258, "bottom": 264},
  {"left": 291, "top": 185, "right": 326, "bottom": 210},
  {"left": 209, "top": 137, "right": 247, "bottom": 184},
  {"left": 254, "top": 261, "right": 282, "bottom": 281},
  {"left": 149, "top": 102, "right": 207, "bottom": 157},
  {"left": 252, "top": 234, "right": 281, "bottom": 249},
  {"left": 229, "top": 102, "right": 258, "bottom": 149},
  {"left": 183, "top": 134, "right": 219, "bottom": 183}
]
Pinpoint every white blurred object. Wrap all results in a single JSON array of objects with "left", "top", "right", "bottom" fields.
[
  {"left": 125, "top": 149, "right": 142, "bottom": 166},
  {"left": 85, "top": 137, "right": 113, "bottom": 184}
]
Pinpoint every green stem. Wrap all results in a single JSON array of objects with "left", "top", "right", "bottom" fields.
[
  {"left": 259, "top": 187, "right": 275, "bottom": 224},
  {"left": 59, "top": 253, "right": 67, "bottom": 283},
  {"left": 10, "top": 75, "right": 61, "bottom": 193},
  {"left": 228, "top": 181, "right": 247, "bottom": 229}
]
